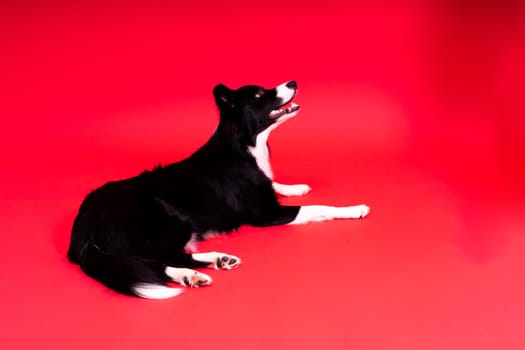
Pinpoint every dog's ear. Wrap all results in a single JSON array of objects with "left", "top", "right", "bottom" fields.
[{"left": 213, "top": 83, "right": 235, "bottom": 109}]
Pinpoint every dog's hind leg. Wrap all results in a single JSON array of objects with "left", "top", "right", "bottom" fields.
[
  {"left": 164, "top": 266, "right": 212, "bottom": 288},
  {"left": 162, "top": 252, "right": 241, "bottom": 270},
  {"left": 272, "top": 182, "right": 311, "bottom": 197},
  {"left": 192, "top": 252, "right": 241, "bottom": 270}
]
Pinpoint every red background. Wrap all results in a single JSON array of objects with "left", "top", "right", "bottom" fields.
[{"left": 1, "top": 1, "right": 525, "bottom": 349}]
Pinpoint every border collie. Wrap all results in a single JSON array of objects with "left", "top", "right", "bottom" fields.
[{"left": 68, "top": 81, "right": 370, "bottom": 299}]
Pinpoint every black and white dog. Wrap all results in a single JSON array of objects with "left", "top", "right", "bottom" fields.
[{"left": 68, "top": 81, "right": 370, "bottom": 299}]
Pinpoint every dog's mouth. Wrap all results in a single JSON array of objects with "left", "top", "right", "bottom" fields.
[{"left": 269, "top": 101, "right": 300, "bottom": 120}]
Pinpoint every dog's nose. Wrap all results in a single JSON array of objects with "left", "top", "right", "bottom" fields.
[{"left": 286, "top": 81, "right": 297, "bottom": 90}]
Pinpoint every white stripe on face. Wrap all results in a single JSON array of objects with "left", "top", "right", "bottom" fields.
[{"left": 275, "top": 81, "right": 296, "bottom": 105}]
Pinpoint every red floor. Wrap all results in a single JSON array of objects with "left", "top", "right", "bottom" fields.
[{"left": 1, "top": 2, "right": 525, "bottom": 349}]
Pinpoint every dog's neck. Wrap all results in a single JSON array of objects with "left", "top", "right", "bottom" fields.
[{"left": 247, "top": 125, "right": 277, "bottom": 180}]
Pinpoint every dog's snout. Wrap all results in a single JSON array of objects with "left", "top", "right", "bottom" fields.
[
  {"left": 286, "top": 81, "right": 297, "bottom": 90},
  {"left": 275, "top": 81, "right": 297, "bottom": 104}
]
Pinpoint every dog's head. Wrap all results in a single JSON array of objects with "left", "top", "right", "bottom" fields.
[{"left": 213, "top": 81, "right": 300, "bottom": 146}]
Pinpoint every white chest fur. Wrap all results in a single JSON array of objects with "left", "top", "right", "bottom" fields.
[{"left": 248, "top": 127, "right": 275, "bottom": 180}]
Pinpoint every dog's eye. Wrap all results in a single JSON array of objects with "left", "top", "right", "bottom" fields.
[{"left": 255, "top": 90, "right": 264, "bottom": 99}]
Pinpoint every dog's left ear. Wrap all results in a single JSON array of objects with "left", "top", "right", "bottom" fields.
[{"left": 213, "top": 83, "right": 235, "bottom": 109}]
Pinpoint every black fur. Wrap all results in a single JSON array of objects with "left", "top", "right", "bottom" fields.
[{"left": 68, "top": 81, "right": 301, "bottom": 297}]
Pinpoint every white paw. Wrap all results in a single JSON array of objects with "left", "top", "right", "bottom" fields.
[
  {"left": 212, "top": 253, "right": 242, "bottom": 270},
  {"left": 165, "top": 267, "right": 212, "bottom": 288},
  {"left": 348, "top": 204, "right": 370, "bottom": 218},
  {"left": 192, "top": 252, "right": 242, "bottom": 270},
  {"left": 276, "top": 184, "right": 312, "bottom": 197}
]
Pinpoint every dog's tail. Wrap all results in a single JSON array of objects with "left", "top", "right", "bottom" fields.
[{"left": 73, "top": 243, "right": 182, "bottom": 299}]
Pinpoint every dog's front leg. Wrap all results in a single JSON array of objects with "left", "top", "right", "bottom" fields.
[
  {"left": 289, "top": 205, "right": 370, "bottom": 224},
  {"left": 272, "top": 182, "right": 311, "bottom": 197},
  {"left": 253, "top": 204, "right": 369, "bottom": 227}
]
